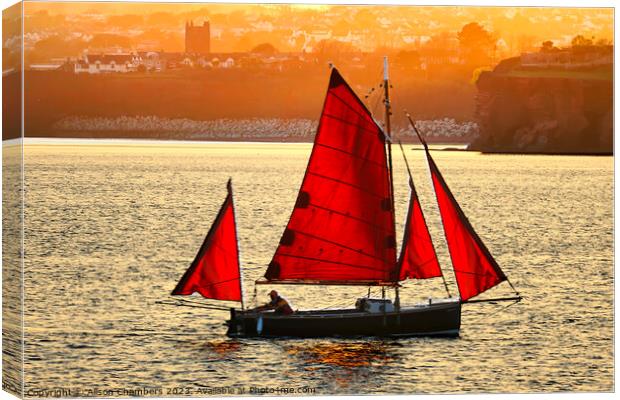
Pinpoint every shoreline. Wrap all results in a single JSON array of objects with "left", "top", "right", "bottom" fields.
[
  {"left": 16, "top": 136, "right": 470, "bottom": 146},
  {"left": 6, "top": 137, "right": 611, "bottom": 156}
]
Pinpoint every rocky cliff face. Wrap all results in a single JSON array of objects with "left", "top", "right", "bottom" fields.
[{"left": 472, "top": 67, "right": 612, "bottom": 154}]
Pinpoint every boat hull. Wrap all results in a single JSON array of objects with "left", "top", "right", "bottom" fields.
[{"left": 226, "top": 300, "right": 461, "bottom": 338}]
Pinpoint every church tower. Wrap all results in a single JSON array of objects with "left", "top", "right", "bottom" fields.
[{"left": 185, "top": 20, "right": 210, "bottom": 54}]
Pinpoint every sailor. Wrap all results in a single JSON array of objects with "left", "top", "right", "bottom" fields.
[{"left": 255, "top": 290, "right": 294, "bottom": 315}]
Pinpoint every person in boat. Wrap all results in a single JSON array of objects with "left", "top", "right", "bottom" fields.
[{"left": 254, "top": 290, "right": 294, "bottom": 315}]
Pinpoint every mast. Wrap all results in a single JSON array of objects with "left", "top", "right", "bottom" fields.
[
  {"left": 228, "top": 179, "right": 245, "bottom": 310},
  {"left": 383, "top": 57, "right": 400, "bottom": 306},
  {"left": 383, "top": 56, "right": 396, "bottom": 269}
]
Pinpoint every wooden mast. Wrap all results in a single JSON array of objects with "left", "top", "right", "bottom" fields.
[
  {"left": 383, "top": 56, "right": 400, "bottom": 309},
  {"left": 228, "top": 179, "right": 245, "bottom": 310}
]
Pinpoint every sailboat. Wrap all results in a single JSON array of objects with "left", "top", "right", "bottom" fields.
[{"left": 171, "top": 60, "right": 521, "bottom": 338}]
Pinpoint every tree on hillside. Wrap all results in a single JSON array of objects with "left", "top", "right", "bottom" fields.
[
  {"left": 457, "top": 22, "right": 495, "bottom": 66},
  {"left": 314, "top": 39, "right": 360, "bottom": 64},
  {"left": 571, "top": 35, "right": 594, "bottom": 47},
  {"left": 251, "top": 43, "right": 278, "bottom": 55},
  {"left": 596, "top": 38, "right": 612, "bottom": 46},
  {"left": 540, "top": 40, "right": 558, "bottom": 53}
]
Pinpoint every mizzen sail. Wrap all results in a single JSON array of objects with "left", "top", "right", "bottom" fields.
[
  {"left": 397, "top": 178, "right": 442, "bottom": 280},
  {"left": 425, "top": 149, "right": 506, "bottom": 301},
  {"left": 172, "top": 180, "right": 242, "bottom": 301},
  {"left": 264, "top": 68, "right": 398, "bottom": 284}
]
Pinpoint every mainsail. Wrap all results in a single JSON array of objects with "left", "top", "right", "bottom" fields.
[
  {"left": 424, "top": 148, "right": 506, "bottom": 301},
  {"left": 172, "top": 180, "right": 242, "bottom": 301},
  {"left": 264, "top": 68, "right": 398, "bottom": 284},
  {"left": 397, "top": 178, "right": 443, "bottom": 280}
]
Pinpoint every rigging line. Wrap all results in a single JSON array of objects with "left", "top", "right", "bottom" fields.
[
  {"left": 506, "top": 277, "right": 521, "bottom": 296},
  {"left": 307, "top": 202, "right": 392, "bottom": 233},
  {"left": 390, "top": 82, "right": 406, "bottom": 139},
  {"left": 166, "top": 297, "right": 232, "bottom": 309},
  {"left": 174, "top": 276, "right": 241, "bottom": 291},
  {"left": 317, "top": 295, "right": 359, "bottom": 310},
  {"left": 307, "top": 171, "right": 385, "bottom": 199},
  {"left": 291, "top": 229, "right": 392, "bottom": 264},
  {"left": 159, "top": 303, "right": 230, "bottom": 312},
  {"left": 465, "top": 298, "right": 522, "bottom": 325},
  {"left": 397, "top": 140, "right": 414, "bottom": 182},
  {"left": 404, "top": 110, "right": 427, "bottom": 147},
  {"left": 370, "top": 69, "right": 386, "bottom": 117},
  {"left": 330, "top": 68, "right": 389, "bottom": 132},
  {"left": 324, "top": 288, "right": 370, "bottom": 310},
  {"left": 160, "top": 301, "right": 230, "bottom": 311},
  {"left": 274, "top": 252, "right": 388, "bottom": 273},
  {"left": 155, "top": 300, "right": 230, "bottom": 311},
  {"left": 371, "top": 83, "right": 384, "bottom": 121}
]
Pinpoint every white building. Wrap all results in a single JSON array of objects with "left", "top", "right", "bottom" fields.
[
  {"left": 74, "top": 53, "right": 139, "bottom": 74},
  {"left": 137, "top": 51, "right": 163, "bottom": 72}
]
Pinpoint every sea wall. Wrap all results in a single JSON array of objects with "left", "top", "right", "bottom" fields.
[
  {"left": 50, "top": 115, "right": 478, "bottom": 143},
  {"left": 472, "top": 70, "right": 612, "bottom": 154}
]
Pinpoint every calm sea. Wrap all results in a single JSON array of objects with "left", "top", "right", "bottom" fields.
[{"left": 18, "top": 139, "right": 613, "bottom": 395}]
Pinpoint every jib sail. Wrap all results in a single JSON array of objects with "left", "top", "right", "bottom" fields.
[{"left": 172, "top": 180, "right": 242, "bottom": 301}]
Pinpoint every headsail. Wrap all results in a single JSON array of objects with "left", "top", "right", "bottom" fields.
[
  {"left": 172, "top": 180, "right": 243, "bottom": 301},
  {"left": 397, "top": 178, "right": 443, "bottom": 280},
  {"left": 424, "top": 149, "right": 506, "bottom": 301},
  {"left": 264, "top": 68, "right": 398, "bottom": 284}
]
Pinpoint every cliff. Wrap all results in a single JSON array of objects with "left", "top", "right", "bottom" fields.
[{"left": 472, "top": 59, "right": 612, "bottom": 154}]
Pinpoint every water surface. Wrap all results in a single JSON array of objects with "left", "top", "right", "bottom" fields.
[{"left": 22, "top": 140, "right": 613, "bottom": 395}]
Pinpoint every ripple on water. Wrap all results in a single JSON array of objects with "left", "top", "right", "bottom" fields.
[{"left": 21, "top": 143, "right": 613, "bottom": 395}]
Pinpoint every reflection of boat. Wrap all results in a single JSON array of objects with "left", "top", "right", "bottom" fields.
[
  {"left": 171, "top": 60, "right": 521, "bottom": 338},
  {"left": 286, "top": 342, "right": 394, "bottom": 369},
  {"left": 203, "top": 340, "right": 241, "bottom": 357}
]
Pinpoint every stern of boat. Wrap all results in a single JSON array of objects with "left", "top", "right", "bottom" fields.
[{"left": 226, "top": 308, "right": 258, "bottom": 337}]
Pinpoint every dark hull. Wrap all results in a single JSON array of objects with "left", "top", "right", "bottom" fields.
[{"left": 226, "top": 300, "right": 461, "bottom": 338}]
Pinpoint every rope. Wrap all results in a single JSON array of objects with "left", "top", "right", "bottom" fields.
[
  {"left": 316, "top": 289, "right": 370, "bottom": 310},
  {"left": 155, "top": 300, "right": 230, "bottom": 311},
  {"left": 465, "top": 298, "right": 523, "bottom": 325}
]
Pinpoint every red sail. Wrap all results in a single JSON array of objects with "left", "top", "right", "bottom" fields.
[
  {"left": 172, "top": 181, "right": 242, "bottom": 301},
  {"left": 265, "top": 68, "right": 397, "bottom": 283},
  {"left": 425, "top": 150, "right": 506, "bottom": 301},
  {"left": 398, "top": 179, "right": 442, "bottom": 280}
]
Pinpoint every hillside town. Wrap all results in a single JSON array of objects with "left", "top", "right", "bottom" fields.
[
  {"left": 23, "top": 13, "right": 613, "bottom": 78},
  {"left": 12, "top": 5, "right": 613, "bottom": 73},
  {"left": 2, "top": 4, "right": 613, "bottom": 149}
]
